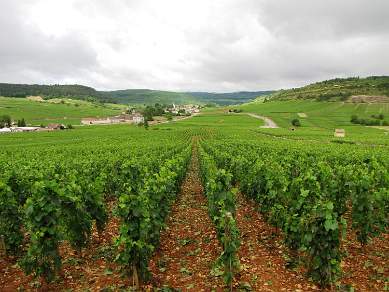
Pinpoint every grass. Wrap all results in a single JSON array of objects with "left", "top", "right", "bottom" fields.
[
  {"left": 238, "top": 100, "right": 389, "bottom": 145},
  {"left": 0, "top": 97, "right": 126, "bottom": 126},
  {"left": 159, "top": 108, "right": 264, "bottom": 131},
  {"left": 1, "top": 98, "right": 389, "bottom": 148}
]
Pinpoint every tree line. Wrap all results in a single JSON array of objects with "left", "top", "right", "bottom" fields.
[
  {"left": 0, "top": 115, "right": 26, "bottom": 128},
  {"left": 0, "top": 83, "right": 115, "bottom": 103}
]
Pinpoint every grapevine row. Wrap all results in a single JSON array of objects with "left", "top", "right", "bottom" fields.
[
  {"left": 198, "top": 144, "right": 240, "bottom": 288},
  {"left": 0, "top": 139, "right": 190, "bottom": 284},
  {"left": 202, "top": 140, "right": 388, "bottom": 287}
]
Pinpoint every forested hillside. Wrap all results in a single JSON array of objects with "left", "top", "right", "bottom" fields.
[
  {"left": 188, "top": 91, "right": 273, "bottom": 105},
  {"left": 264, "top": 76, "right": 389, "bottom": 102},
  {"left": 0, "top": 83, "right": 267, "bottom": 105},
  {"left": 0, "top": 83, "right": 103, "bottom": 101},
  {"left": 101, "top": 89, "right": 198, "bottom": 105}
]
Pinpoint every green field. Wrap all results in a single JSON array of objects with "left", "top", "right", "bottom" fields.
[
  {"left": 2, "top": 100, "right": 388, "bottom": 146},
  {"left": 0, "top": 97, "right": 126, "bottom": 126},
  {"left": 0, "top": 98, "right": 388, "bottom": 291},
  {"left": 238, "top": 100, "right": 389, "bottom": 145}
]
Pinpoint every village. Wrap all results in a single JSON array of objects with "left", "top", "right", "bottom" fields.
[
  {"left": 80, "top": 104, "right": 201, "bottom": 126},
  {"left": 0, "top": 104, "right": 201, "bottom": 133}
]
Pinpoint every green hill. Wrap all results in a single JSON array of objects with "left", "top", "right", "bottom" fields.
[
  {"left": 187, "top": 91, "right": 273, "bottom": 105},
  {"left": 0, "top": 83, "right": 104, "bottom": 101},
  {"left": 0, "top": 97, "right": 125, "bottom": 126},
  {"left": 263, "top": 76, "right": 389, "bottom": 102},
  {"left": 0, "top": 83, "right": 270, "bottom": 105},
  {"left": 238, "top": 99, "right": 389, "bottom": 145},
  {"left": 101, "top": 89, "right": 199, "bottom": 105},
  {"left": 103, "top": 90, "right": 273, "bottom": 105}
]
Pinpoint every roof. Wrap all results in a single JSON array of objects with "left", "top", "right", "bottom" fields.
[
  {"left": 81, "top": 117, "right": 110, "bottom": 121},
  {"left": 47, "top": 123, "right": 64, "bottom": 128}
]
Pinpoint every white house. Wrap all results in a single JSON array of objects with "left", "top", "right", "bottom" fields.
[
  {"left": 0, "top": 128, "right": 11, "bottom": 134},
  {"left": 132, "top": 114, "right": 144, "bottom": 124},
  {"left": 334, "top": 129, "right": 346, "bottom": 137}
]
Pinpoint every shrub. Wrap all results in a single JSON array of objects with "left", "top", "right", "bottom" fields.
[
  {"left": 17, "top": 118, "right": 26, "bottom": 127},
  {"left": 291, "top": 118, "right": 301, "bottom": 127},
  {"left": 351, "top": 115, "right": 359, "bottom": 123},
  {"left": 166, "top": 113, "right": 173, "bottom": 121},
  {"left": 371, "top": 114, "right": 384, "bottom": 120}
]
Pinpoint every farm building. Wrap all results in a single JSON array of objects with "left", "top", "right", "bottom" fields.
[
  {"left": 334, "top": 129, "right": 346, "bottom": 137},
  {"left": 47, "top": 123, "right": 66, "bottom": 130},
  {"left": 0, "top": 127, "right": 43, "bottom": 134},
  {"left": 132, "top": 113, "right": 144, "bottom": 124},
  {"left": 81, "top": 114, "right": 144, "bottom": 125},
  {"left": 81, "top": 118, "right": 112, "bottom": 125},
  {"left": 0, "top": 128, "right": 12, "bottom": 134}
]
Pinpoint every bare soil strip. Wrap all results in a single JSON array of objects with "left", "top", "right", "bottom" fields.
[
  {"left": 341, "top": 221, "right": 389, "bottom": 291},
  {"left": 148, "top": 149, "right": 224, "bottom": 290},
  {"left": 234, "top": 192, "right": 318, "bottom": 291}
]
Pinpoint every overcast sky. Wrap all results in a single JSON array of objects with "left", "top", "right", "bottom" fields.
[{"left": 1, "top": 0, "right": 388, "bottom": 92}]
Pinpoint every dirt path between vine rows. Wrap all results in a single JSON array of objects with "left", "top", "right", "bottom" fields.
[
  {"left": 148, "top": 149, "right": 224, "bottom": 290},
  {"left": 234, "top": 193, "right": 318, "bottom": 291},
  {"left": 234, "top": 192, "right": 389, "bottom": 291}
]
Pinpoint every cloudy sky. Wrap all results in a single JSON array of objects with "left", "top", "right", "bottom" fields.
[{"left": 1, "top": 0, "right": 388, "bottom": 92}]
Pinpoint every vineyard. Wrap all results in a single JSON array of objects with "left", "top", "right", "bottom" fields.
[{"left": 0, "top": 114, "right": 388, "bottom": 291}]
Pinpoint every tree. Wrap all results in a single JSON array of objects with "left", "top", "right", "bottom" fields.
[
  {"left": 351, "top": 115, "right": 359, "bottom": 123},
  {"left": 17, "top": 118, "right": 26, "bottom": 127},
  {"left": 143, "top": 106, "right": 154, "bottom": 121},
  {"left": 144, "top": 120, "right": 149, "bottom": 130},
  {"left": 0, "top": 115, "right": 12, "bottom": 128},
  {"left": 291, "top": 118, "right": 301, "bottom": 127},
  {"left": 153, "top": 103, "right": 164, "bottom": 116},
  {"left": 166, "top": 113, "right": 173, "bottom": 121}
]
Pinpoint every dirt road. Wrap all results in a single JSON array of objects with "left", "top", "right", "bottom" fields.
[{"left": 246, "top": 113, "right": 279, "bottom": 128}]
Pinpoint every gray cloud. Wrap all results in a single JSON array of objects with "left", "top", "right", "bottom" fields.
[
  {"left": 258, "top": 0, "right": 389, "bottom": 41},
  {"left": 0, "top": 1, "right": 98, "bottom": 84},
  {"left": 0, "top": 0, "right": 388, "bottom": 91}
]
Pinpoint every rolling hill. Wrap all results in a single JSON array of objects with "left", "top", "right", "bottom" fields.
[
  {"left": 4, "top": 75, "right": 389, "bottom": 106},
  {"left": 187, "top": 91, "right": 273, "bottom": 105},
  {"left": 0, "top": 83, "right": 104, "bottom": 101},
  {"left": 0, "top": 97, "right": 125, "bottom": 126},
  {"left": 262, "top": 76, "right": 389, "bottom": 102},
  {"left": 0, "top": 83, "right": 271, "bottom": 105},
  {"left": 238, "top": 98, "right": 389, "bottom": 145},
  {"left": 100, "top": 89, "right": 199, "bottom": 105}
]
